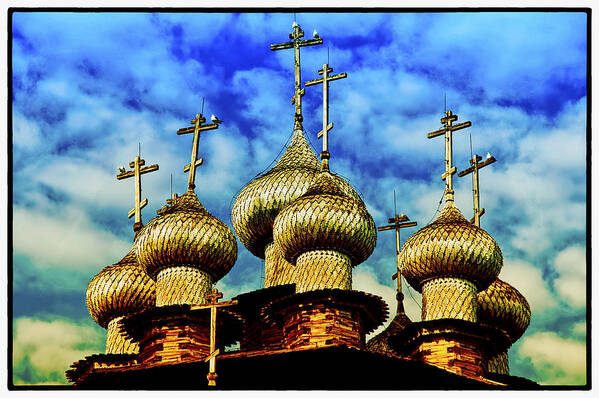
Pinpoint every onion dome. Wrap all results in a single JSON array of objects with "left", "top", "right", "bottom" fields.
[
  {"left": 135, "top": 191, "right": 237, "bottom": 281},
  {"left": 478, "top": 278, "right": 531, "bottom": 343},
  {"left": 273, "top": 171, "right": 376, "bottom": 265},
  {"left": 232, "top": 129, "right": 362, "bottom": 259},
  {"left": 86, "top": 248, "right": 156, "bottom": 328},
  {"left": 399, "top": 204, "right": 502, "bottom": 292}
]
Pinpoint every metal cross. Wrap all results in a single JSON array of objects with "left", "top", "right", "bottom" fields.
[
  {"left": 116, "top": 155, "right": 159, "bottom": 234},
  {"left": 458, "top": 153, "right": 496, "bottom": 227},
  {"left": 427, "top": 110, "right": 471, "bottom": 204},
  {"left": 378, "top": 211, "right": 417, "bottom": 311},
  {"left": 271, "top": 22, "right": 323, "bottom": 131},
  {"left": 177, "top": 113, "right": 220, "bottom": 193},
  {"left": 305, "top": 63, "right": 347, "bottom": 171}
]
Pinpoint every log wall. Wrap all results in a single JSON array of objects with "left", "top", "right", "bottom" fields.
[{"left": 281, "top": 303, "right": 364, "bottom": 350}]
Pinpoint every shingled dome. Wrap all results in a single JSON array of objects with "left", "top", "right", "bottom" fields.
[
  {"left": 135, "top": 191, "right": 237, "bottom": 282},
  {"left": 399, "top": 204, "right": 502, "bottom": 292},
  {"left": 86, "top": 248, "right": 156, "bottom": 328},
  {"left": 477, "top": 278, "right": 531, "bottom": 343},
  {"left": 273, "top": 171, "right": 376, "bottom": 265},
  {"left": 232, "top": 129, "right": 361, "bottom": 259}
]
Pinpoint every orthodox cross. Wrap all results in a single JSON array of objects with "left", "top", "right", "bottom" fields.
[
  {"left": 116, "top": 155, "right": 159, "bottom": 234},
  {"left": 190, "top": 288, "right": 238, "bottom": 387},
  {"left": 177, "top": 113, "right": 220, "bottom": 193},
  {"left": 271, "top": 22, "right": 323, "bottom": 131},
  {"left": 427, "top": 110, "right": 471, "bottom": 204},
  {"left": 305, "top": 63, "right": 347, "bottom": 171},
  {"left": 377, "top": 193, "right": 417, "bottom": 312},
  {"left": 458, "top": 153, "right": 496, "bottom": 227}
]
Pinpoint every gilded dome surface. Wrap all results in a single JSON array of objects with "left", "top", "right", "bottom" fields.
[
  {"left": 86, "top": 249, "right": 156, "bottom": 328},
  {"left": 135, "top": 191, "right": 237, "bottom": 281},
  {"left": 478, "top": 278, "right": 531, "bottom": 343},
  {"left": 273, "top": 171, "right": 376, "bottom": 265},
  {"left": 399, "top": 204, "right": 502, "bottom": 292},
  {"left": 232, "top": 129, "right": 362, "bottom": 258}
]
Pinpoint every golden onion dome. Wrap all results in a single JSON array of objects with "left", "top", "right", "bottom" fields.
[
  {"left": 86, "top": 248, "right": 156, "bottom": 328},
  {"left": 273, "top": 171, "right": 376, "bottom": 265},
  {"left": 478, "top": 278, "right": 531, "bottom": 343},
  {"left": 399, "top": 204, "right": 502, "bottom": 292},
  {"left": 232, "top": 129, "right": 362, "bottom": 259},
  {"left": 135, "top": 191, "right": 237, "bottom": 281}
]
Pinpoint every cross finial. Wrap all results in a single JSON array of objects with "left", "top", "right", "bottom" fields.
[
  {"left": 271, "top": 23, "right": 323, "bottom": 131},
  {"left": 207, "top": 288, "right": 223, "bottom": 305},
  {"left": 427, "top": 110, "right": 472, "bottom": 205},
  {"left": 206, "top": 287, "right": 224, "bottom": 387},
  {"left": 117, "top": 155, "right": 159, "bottom": 235},
  {"left": 377, "top": 196, "right": 417, "bottom": 314},
  {"left": 458, "top": 152, "right": 496, "bottom": 227},
  {"left": 305, "top": 62, "right": 347, "bottom": 172},
  {"left": 177, "top": 111, "right": 221, "bottom": 193}
]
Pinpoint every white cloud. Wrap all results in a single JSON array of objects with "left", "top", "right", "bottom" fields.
[
  {"left": 518, "top": 331, "right": 586, "bottom": 385},
  {"left": 215, "top": 279, "right": 261, "bottom": 302},
  {"left": 572, "top": 321, "right": 586, "bottom": 337},
  {"left": 13, "top": 111, "right": 42, "bottom": 150},
  {"left": 553, "top": 245, "right": 586, "bottom": 308},
  {"left": 12, "top": 317, "right": 105, "bottom": 385},
  {"left": 500, "top": 259, "right": 557, "bottom": 313},
  {"left": 13, "top": 205, "right": 130, "bottom": 270},
  {"left": 34, "top": 158, "right": 129, "bottom": 208}
]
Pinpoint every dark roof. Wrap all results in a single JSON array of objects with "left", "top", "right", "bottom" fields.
[
  {"left": 390, "top": 318, "right": 511, "bottom": 356},
  {"left": 71, "top": 344, "right": 539, "bottom": 390},
  {"left": 119, "top": 304, "right": 243, "bottom": 346},
  {"left": 366, "top": 310, "right": 412, "bottom": 356},
  {"left": 232, "top": 284, "right": 295, "bottom": 321},
  {"left": 65, "top": 353, "right": 136, "bottom": 384}
]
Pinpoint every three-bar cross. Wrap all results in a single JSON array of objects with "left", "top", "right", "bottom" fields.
[
  {"left": 427, "top": 110, "right": 471, "bottom": 204},
  {"left": 458, "top": 153, "right": 496, "bottom": 227},
  {"left": 177, "top": 113, "right": 220, "bottom": 193},
  {"left": 271, "top": 22, "right": 323, "bottom": 130},
  {"left": 305, "top": 63, "right": 347, "bottom": 171},
  {"left": 116, "top": 155, "right": 159, "bottom": 234}
]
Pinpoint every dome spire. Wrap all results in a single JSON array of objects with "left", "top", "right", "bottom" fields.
[
  {"left": 270, "top": 21, "right": 323, "bottom": 131},
  {"left": 176, "top": 111, "right": 221, "bottom": 193},
  {"left": 458, "top": 151, "right": 496, "bottom": 227},
  {"left": 377, "top": 190, "right": 417, "bottom": 315},
  {"left": 116, "top": 152, "right": 159, "bottom": 235},
  {"left": 305, "top": 60, "right": 347, "bottom": 172},
  {"left": 426, "top": 110, "right": 471, "bottom": 205}
]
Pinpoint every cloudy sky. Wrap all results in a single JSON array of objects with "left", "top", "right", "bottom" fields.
[{"left": 11, "top": 11, "right": 588, "bottom": 386}]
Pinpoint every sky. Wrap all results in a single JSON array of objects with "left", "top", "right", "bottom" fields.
[{"left": 10, "top": 11, "right": 588, "bottom": 386}]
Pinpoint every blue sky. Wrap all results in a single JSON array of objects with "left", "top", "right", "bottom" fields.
[{"left": 11, "top": 11, "right": 587, "bottom": 385}]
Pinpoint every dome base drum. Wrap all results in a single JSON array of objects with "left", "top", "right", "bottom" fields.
[
  {"left": 295, "top": 250, "right": 352, "bottom": 292},
  {"left": 486, "top": 351, "right": 509, "bottom": 375},
  {"left": 422, "top": 278, "right": 477, "bottom": 322},
  {"left": 156, "top": 266, "right": 212, "bottom": 306},
  {"left": 264, "top": 242, "right": 297, "bottom": 288},
  {"left": 106, "top": 316, "right": 139, "bottom": 355}
]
